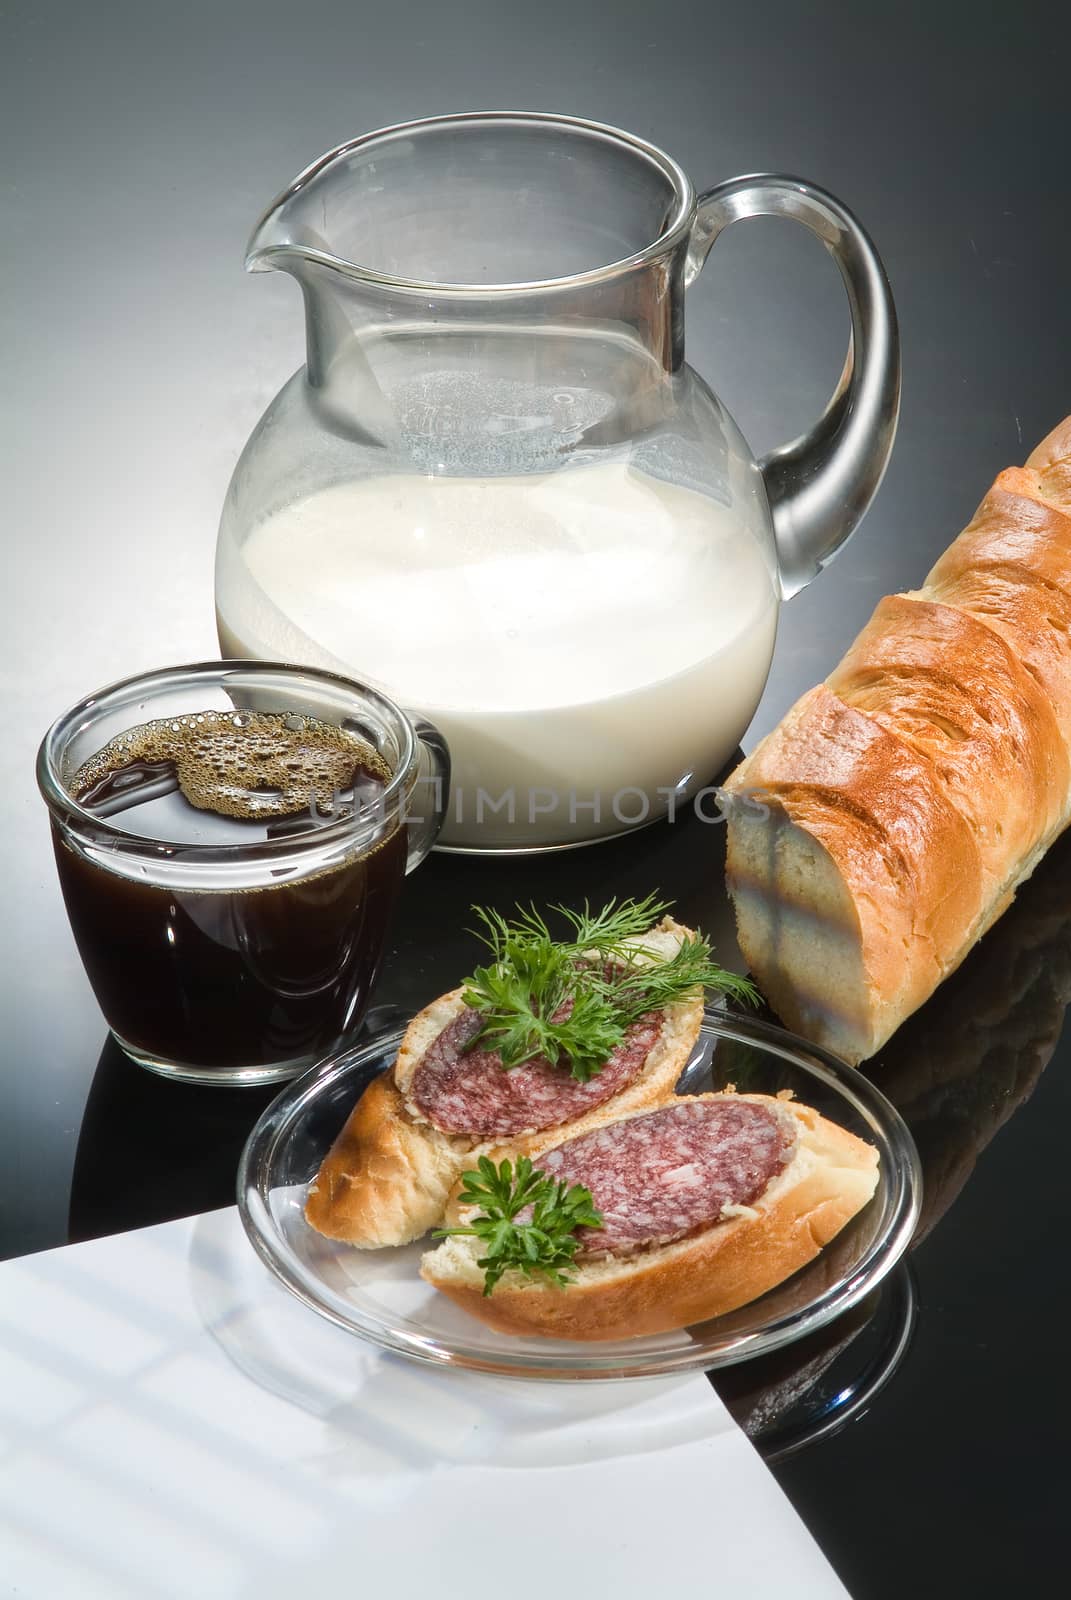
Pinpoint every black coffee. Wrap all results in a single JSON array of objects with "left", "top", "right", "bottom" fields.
[{"left": 54, "top": 711, "right": 406, "bottom": 1074}]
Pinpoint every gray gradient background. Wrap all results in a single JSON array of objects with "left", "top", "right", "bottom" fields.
[{"left": 4, "top": 0, "right": 1071, "bottom": 1590}]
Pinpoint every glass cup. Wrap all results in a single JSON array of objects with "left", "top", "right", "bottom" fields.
[{"left": 37, "top": 661, "right": 449, "bottom": 1085}]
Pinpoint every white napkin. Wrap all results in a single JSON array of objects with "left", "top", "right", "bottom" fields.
[{"left": 0, "top": 1209, "right": 850, "bottom": 1599}]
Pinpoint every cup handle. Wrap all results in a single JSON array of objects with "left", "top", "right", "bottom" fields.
[
  {"left": 405, "top": 718, "right": 451, "bottom": 872},
  {"left": 686, "top": 174, "right": 901, "bottom": 598}
]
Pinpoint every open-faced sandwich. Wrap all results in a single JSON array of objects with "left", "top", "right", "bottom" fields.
[
  {"left": 421, "top": 1091, "right": 878, "bottom": 1341},
  {"left": 305, "top": 895, "right": 753, "bottom": 1247},
  {"left": 305, "top": 894, "right": 879, "bottom": 1341}
]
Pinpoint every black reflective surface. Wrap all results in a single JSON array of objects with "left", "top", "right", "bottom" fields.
[{"left": 6, "top": 1, "right": 1071, "bottom": 1594}]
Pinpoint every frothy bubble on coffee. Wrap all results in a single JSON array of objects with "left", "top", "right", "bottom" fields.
[{"left": 70, "top": 711, "right": 389, "bottom": 820}]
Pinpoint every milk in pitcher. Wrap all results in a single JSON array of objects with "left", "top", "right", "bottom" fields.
[{"left": 216, "top": 461, "right": 778, "bottom": 847}]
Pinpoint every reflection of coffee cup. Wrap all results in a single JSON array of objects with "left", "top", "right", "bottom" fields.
[{"left": 37, "top": 661, "right": 448, "bottom": 1086}]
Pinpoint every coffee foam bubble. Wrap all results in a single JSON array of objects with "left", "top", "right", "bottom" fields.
[{"left": 71, "top": 711, "right": 390, "bottom": 820}]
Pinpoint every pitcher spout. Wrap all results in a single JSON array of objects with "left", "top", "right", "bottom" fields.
[
  {"left": 242, "top": 140, "right": 407, "bottom": 407},
  {"left": 244, "top": 143, "right": 354, "bottom": 277}
]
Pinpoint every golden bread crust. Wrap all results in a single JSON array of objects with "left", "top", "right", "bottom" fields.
[
  {"left": 828, "top": 593, "right": 1069, "bottom": 890},
  {"left": 303, "top": 1072, "right": 469, "bottom": 1247},
  {"left": 1026, "top": 415, "right": 1071, "bottom": 507},
  {"left": 926, "top": 483, "right": 1071, "bottom": 747}
]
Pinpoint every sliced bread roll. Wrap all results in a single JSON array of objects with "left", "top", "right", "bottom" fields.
[
  {"left": 304, "top": 918, "right": 706, "bottom": 1248},
  {"left": 421, "top": 1091, "right": 879, "bottom": 1341},
  {"left": 724, "top": 416, "right": 1071, "bottom": 1064}
]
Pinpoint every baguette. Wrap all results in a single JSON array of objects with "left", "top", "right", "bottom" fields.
[
  {"left": 724, "top": 416, "right": 1071, "bottom": 1064},
  {"left": 304, "top": 917, "right": 705, "bottom": 1247},
  {"left": 420, "top": 1092, "right": 879, "bottom": 1341}
]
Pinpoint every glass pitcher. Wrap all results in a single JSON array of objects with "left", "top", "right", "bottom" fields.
[{"left": 216, "top": 113, "right": 899, "bottom": 853}]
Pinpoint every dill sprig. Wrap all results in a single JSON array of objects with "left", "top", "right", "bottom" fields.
[
  {"left": 459, "top": 894, "right": 758, "bottom": 1082},
  {"left": 433, "top": 1155, "right": 603, "bottom": 1295}
]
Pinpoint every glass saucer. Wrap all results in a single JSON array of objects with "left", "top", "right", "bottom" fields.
[{"left": 237, "top": 1010, "right": 922, "bottom": 1381}]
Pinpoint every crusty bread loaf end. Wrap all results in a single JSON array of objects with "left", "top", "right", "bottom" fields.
[
  {"left": 725, "top": 683, "right": 985, "bottom": 1063},
  {"left": 304, "top": 1072, "right": 470, "bottom": 1247}
]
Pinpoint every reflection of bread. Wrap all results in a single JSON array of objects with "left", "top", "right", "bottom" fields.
[
  {"left": 720, "top": 825, "right": 1071, "bottom": 1451},
  {"left": 724, "top": 416, "right": 1071, "bottom": 1063},
  {"left": 420, "top": 1094, "right": 878, "bottom": 1342},
  {"left": 872, "top": 827, "right": 1071, "bottom": 1242},
  {"left": 304, "top": 920, "right": 704, "bottom": 1248}
]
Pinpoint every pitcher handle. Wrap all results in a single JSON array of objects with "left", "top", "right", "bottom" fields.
[
  {"left": 686, "top": 174, "right": 900, "bottom": 598},
  {"left": 405, "top": 717, "right": 451, "bottom": 871}
]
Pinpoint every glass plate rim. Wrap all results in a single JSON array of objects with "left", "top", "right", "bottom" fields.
[{"left": 237, "top": 1008, "right": 922, "bottom": 1381}]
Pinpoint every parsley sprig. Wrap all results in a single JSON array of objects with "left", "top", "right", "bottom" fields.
[
  {"left": 460, "top": 893, "right": 758, "bottom": 1082},
  {"left": 434, "top": 1155, "right": 603, "bottom": 1295}
]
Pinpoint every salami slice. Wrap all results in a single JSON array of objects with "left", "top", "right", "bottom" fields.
[
  {"left": 539, "top": 1099, "right": 796, "bottom": 1257},
  {"left": 409, "top": 1007, "right": 663, "bottom": 1138}
]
